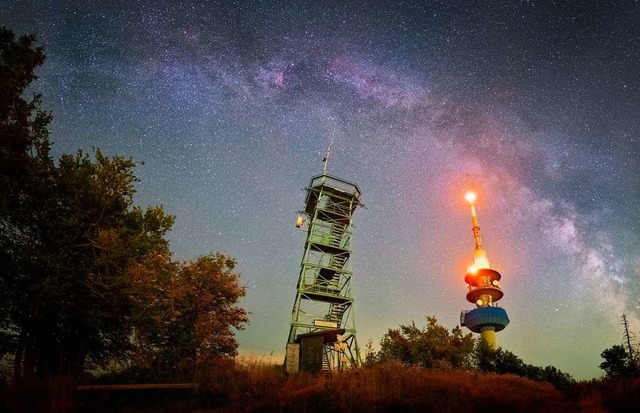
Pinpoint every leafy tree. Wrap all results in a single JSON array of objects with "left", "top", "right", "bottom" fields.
[
  {"left": 377, "top": 317, "right": 573, "bottom": 389},
  {"left": 4, "top": 147, "right": 175, "bottom": 381},
  {"left": 0, "top": 26, "right": 49, "bottom": 177},
  {"left": 541, "top": 365, "right": 575, "bottom": 391},
  {"left": 600, "top": 345, "right": 631, "bottom": 377},
  {"left": 0, "top": 26, "right": 55, "bottom": 383},
  {"left": 476, "top": 344, "right": 522, "bottom": 376},
  {"left": 378, "top": 316, "right": 475, "bottom": 370},
  {"left": 474, "top": 338, "right": 497, "bottom": 372},
  {"left": 0, "top": 26, "right": 176, "bottom": 381},
  {"left": 362, "top": 339, "right": 378, "bottom": 366},
  {"left": 1, "top": 28, "right": 249, "bottom": 385},
  {"left": 448, "top": 325, "right": 476, "bottom": 369},
  {"left": 126, "top": 253, "right": 248, "bottom": 380},
  {"left": 476, "top": 342, "right": 574, "bottom": 389}
]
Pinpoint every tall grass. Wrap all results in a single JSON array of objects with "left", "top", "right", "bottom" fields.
[
  {"left": 196, "top": 357, "right": 324, "bottom": 412},
  {"left": 199, "top": 360, "right": 581, "bottom": 412},
  {"left": 571, "top": 376, "right": 640, "bottom": 413},
  {"left": 327, "top": 361, "right": 568, "bottom": 412},
  {"left": 5, "top": 359, "right": 639, "bottom": 412}
]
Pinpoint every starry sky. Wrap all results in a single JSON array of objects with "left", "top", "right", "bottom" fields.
[{"left": 3, "top": 0, "right": 639, "bottom": 379}]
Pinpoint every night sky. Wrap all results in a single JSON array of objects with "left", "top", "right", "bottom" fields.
[{"left": 3, "top": 0, "right": 639, "bottom": 379}]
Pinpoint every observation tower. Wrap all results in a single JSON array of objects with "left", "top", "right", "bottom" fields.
[
  {"left": 285, "top": 149, "right": 362, "bottom": 374},
  {"left": 460, "top": 192, "right": 509, "bottom": 348}
]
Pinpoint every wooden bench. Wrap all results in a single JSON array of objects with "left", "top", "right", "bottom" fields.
[{"left": 77, "top": 383, "right": 199, "bottom": 391}]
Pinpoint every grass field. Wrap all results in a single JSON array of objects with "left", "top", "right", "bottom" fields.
[{"left": 3, "top": 361, "right": 640, "bottom": 412}]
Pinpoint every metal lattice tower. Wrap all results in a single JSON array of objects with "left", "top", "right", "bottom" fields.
[{"left": 286, "top": 173, "right": 362, "bottom": 373}]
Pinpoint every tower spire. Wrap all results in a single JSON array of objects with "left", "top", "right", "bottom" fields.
[{"left": 465, "top": 192, "right": 489, "bottom": 271}]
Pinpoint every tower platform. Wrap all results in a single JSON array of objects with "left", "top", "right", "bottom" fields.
[{"left": 461, "top": 306, "right": 509, "bottom": 333}]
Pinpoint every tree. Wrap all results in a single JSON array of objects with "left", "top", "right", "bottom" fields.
[
  {"left": 0, "top": 27, "right": 49, "bottom": 177},
  {"left": 542, "top": 365, "right": 575, "bottom": 391},
  {"left": 5, "top": 147, "right": 175, "bottom": 381},
  {"left": 378, "top": 316, "right": 476, "bottom": 370},
  {"left": 127, "top": 253, "right": 248, "bottom": 380},
  {"left": 476, "top": 342, "right": 574, "bottom": 389},
  {"left": 377, "top": 317, "right": 573, "bottom": 389},
  {"left": 600, "top": 345, "right": 631, "bottom": 377},
  {"left": 1, "top": 28, "right": 177, "bottom": 382},
  {"left": 362, "top": 340, "right": 378, "bottom": 366},
  {"left": 476, "top": 340, "right": 532, "bottom": 376},
  {"left": 1, "top": 28, "right": 250, "bottom": 386},
  {"left": 0, "top": 26, "right": 55, "bottom": 383}
]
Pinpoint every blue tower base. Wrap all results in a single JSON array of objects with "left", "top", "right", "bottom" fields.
[{"left": 461, "top": 307, "right": 509, "bottom": 334}]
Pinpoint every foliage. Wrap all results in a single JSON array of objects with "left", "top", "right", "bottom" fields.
[
  {"left": 572, "top": 376, "right": 640, "bottom": 413},
  {"left": 2, "top": 143, "right": 175, "bottom": 381},
  {"left": 362, "top": 339, "right": 378, "bottom": 366},
  {"left": 0, "top": 28, "right": 248, "bottom": 386},
  {"left": 600, "top": 345, "right": 634, "bottom": 377},
  {"left": 376, "top": 316, "right": 574, "bottom": 390},
  {"left": 377, "top": 316, "right": 475, "bottom": 370},
  {"left": 475, "top": 339, "right": 575, "bottom": 390},
  {"left": 1, "top": 25, "right": 56, "bottom": 383},
  {"left": 597, "top": 315, "right": 640, "bottom": 378},
  {"left": 0, "top": 26, "right": 49, "bottom": 178},
  {"left": 7, "top": 358, "right": 640, "bottom": 412},
  {"left": 0, "top": 26, "right": 52, "bottom": 373},
  {"left": 328, "top": 362, "right": 571, "bottom": 413},
  {"left": 126, "top": 253, "right": 248, "bottom": 380}
]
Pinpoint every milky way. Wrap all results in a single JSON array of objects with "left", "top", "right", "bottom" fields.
[{"left": 3, "top": 0, "right": 639, "bottom": 378}]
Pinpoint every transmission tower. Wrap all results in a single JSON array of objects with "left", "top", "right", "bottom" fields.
[{"left": 460, "top": 192, "right": 509, "bottom": 348}]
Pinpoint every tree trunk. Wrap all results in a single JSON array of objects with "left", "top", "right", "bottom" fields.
[{"left": 13, "top": 325, "right": 26, "bottom": 386}]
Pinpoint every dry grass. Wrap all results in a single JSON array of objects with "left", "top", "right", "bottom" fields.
[
  {"left": 196, "top": 358, "right": 324, "bottom": 412},
  {"left": 6, "top": 361, "right": 640, "bottom": 412},
  {"left": 571, "top": 376, "right": 640, "bottom": 413},
  {"left": 326, "top": 361, "right": 572, "bottom": 413},
  {"left": 198, "top": 360, "right": 584, "bottom": 412}
]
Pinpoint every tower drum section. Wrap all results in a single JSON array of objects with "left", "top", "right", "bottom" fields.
[{"left": 286, "top": 174, "right": 362, "bottom": 372}]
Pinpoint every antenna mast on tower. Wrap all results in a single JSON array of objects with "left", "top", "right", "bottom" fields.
[{"left": 322, "top": 127, "right": 335, "bottom": 175}]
